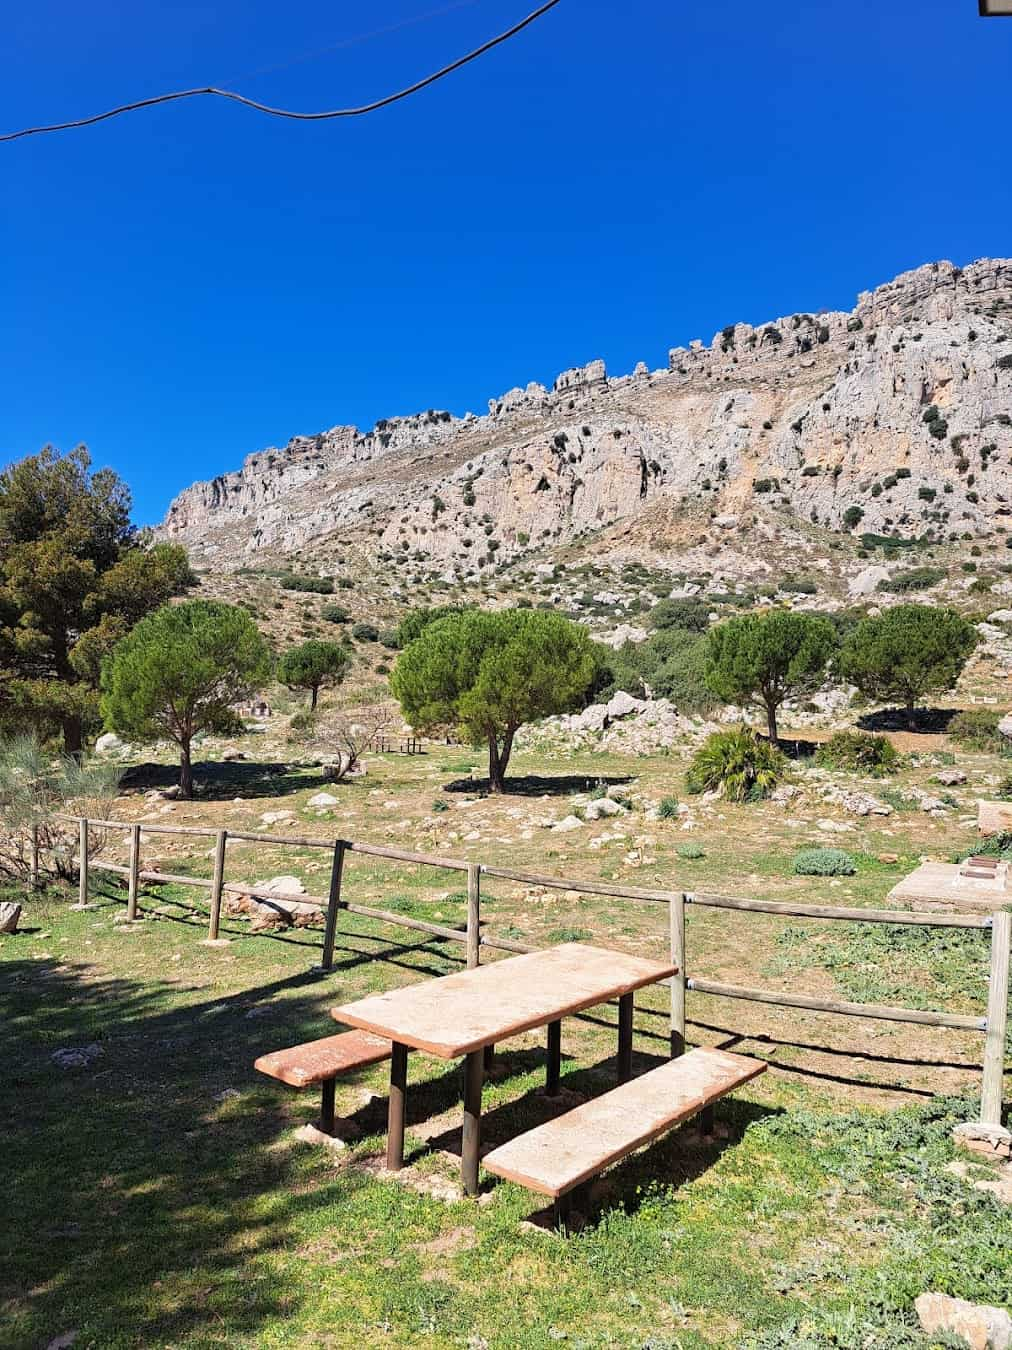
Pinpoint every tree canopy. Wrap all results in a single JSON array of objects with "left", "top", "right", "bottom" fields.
[
  {"left": 704, "top": 609, "right": 837, "bottom": 745},
  {"left": 100, "top": 600, "right": 271, "bottom": 797},
  {"left": 837, "top": 603, "right": 978, "bottom": 728},
  {"left": 276, "top": 639, "right": 349, "bottom": 710},
  {"left": 0, "top": 446, "right": 194, "bottom": 751},
  {"left": 390, "top": 608, "right": 598, "bottom": 791},
  {"left": 394, "top": 604, "right": 465, "bottom": 650}
]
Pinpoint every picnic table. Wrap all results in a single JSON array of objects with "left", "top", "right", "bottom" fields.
[{"left": 330, "top": 942, "right": 677, "bottom": 1194}]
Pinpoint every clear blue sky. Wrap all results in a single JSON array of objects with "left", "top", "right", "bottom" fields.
[{"left": 2, "top": 0, "right": 1010, "bottom": 525}]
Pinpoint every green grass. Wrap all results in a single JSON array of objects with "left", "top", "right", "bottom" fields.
[{"left": 2, "top": 884, "right": 1010, "bottom": 1348}]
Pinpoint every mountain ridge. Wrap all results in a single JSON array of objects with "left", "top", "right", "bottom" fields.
[{"left": 158, "top": 257, "right": 1012, "bottom": 579}]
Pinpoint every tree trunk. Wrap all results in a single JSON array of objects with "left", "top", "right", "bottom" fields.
[
  {"left": 62, "top": 714, "right": 83, "bottom": 758},
  {"left": 906, "top": 698, "right": 917, "bottom": 731},
  {"left": 765, "top": 701, "right": 779, "bottom": 747},
  {"left": 487, "top": 737, "right": 504, "bottom": 794},
  {"left": 310, "top": 685, "right": 319, "bottom": 711},
  {"left": 179, "top": 739, "right": 193, "bottom": 799}
]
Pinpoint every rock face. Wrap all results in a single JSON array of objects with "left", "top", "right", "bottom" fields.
[{"left": 158, "top": 259, "right": 1012, "bottom": 575}]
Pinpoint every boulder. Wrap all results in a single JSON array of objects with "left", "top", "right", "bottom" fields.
[
  {"left": 51, "top": 1044, "right": 104, "bottom": 1070},
  {"left": 551, "top": 815, "right": 583, "bottom": 832},
  {"left": 256, "top": 875, "right": 306, "bottom": 896},
  {"left": 0, "top": 901, "right": 21, "bottom": 933},
  {"left": 987, "top": 610, "right": 1012, "bottom": 624},
  {"left": 306, "top": 792, "right": 340, "bottom": 808},
  {"left": 259, "top": 810, "right": 295, "bottom": 826},
  {"left": 914, "top": 1293, "right": 1012, "bottom": 1350},
  {"left": 94, "top": 732, "right": 127, "bottom": 756},
  {"left": 584, "top": 796, "right": 624, "bottom": 821},
  {"left": 848, "top": 566, "right": 891, "bottom": 597},
  {"left": 999, "top": 714, "right": 1012, "bottom": 742},
  {"left": 606, "top": 691, "right": 646, "bottom": 721},
  {"left": 934, "top": 768, "right": 967, "bottom": 786}
]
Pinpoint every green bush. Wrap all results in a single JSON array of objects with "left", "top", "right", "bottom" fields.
[
  {"left": 793, "top": 847, "right": 856, "bottom": 876},
  {"left": 948, "top": 708, "right": 1004, "bottom": 751},
  {"left": 288, "top": 708, "right": 317, "bottom": 734},
  {"left": 320, "top": 604, "right": 348, "bottom": 623},
  {"left": 658, "top": 796, "right": 680, "bottom": 819},
  {"left": 814, "top": 730, "right": 901, "bottom": 776},
  {"left": 677, "top": 842, "right": 705, "bottom": 860},
  {"left": 877, "top": 566, "right": 946, "bottom": 593},
  {"left": 685, "top": 727, "right": 785, "bottom": 802},
  {"left": 351, "top": 622, "right": 379, "bottom": 642},
  {"left": 280, "top": 573, "right": 334, "bottom": 594}
]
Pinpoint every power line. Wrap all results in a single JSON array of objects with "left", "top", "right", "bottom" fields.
[{"left": 0, "top": 0, "right": 562, "bottom": 145}]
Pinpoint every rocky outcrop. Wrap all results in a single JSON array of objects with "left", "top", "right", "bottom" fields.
[{"left": 158, "top": 259, "right": 1012, "bottom": 575}]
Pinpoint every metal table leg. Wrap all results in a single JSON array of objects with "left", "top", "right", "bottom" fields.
[
  {"left": 546, "top": 1019, "right": 561, "bottom": 1096},
  {"left": 321, "top": 1078, "right": 336, "bottom": 1135},
  {"left": 462, "top": 1048, "right": 484, "bottom": 1196},
  {"left": 618, "top": 992, "right": 634, "bottom": 1084},
  {"left": 386, "top": 1042, "right": 408, "bottom": 1171}
]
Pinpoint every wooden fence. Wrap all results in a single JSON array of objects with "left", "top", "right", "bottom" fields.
[{"left": 40, "top": 814, "right": 1012, "bottom": 1130}]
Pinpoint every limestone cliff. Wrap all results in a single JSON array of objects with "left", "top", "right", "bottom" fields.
[{"left": 159, "top": 259, "right": 1012, "bottom": 575}]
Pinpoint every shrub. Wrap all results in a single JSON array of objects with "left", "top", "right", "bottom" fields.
[
  {"left": 351, "top": 622, "right": 379, "bottom": 642},
  {"left": 793, "top": 847, "right": 856, "bottom": 876},
  {"left": 814, "top": 730, "right": 901, "bottom": 776},
  {"left": 432, "top": 799, "right": 449, "bottom": 812},
  {"left": 658, "top": 796, "right": 680, "bottom": 819},
  {"left": 842, "top": 506, "right": 864, "bottom": 529},
  {"left": 677, "top": 842, "right": 706, "bottom": 860},
  {"left": 321, "top": 604, "right": 349, "bottom": 623},
  {"left": 948, "top": 708, "right": 1004, "bottom": 751},
  {"left": 685, "top": 727, "right": 785, "bottom": 802},
  {"left": 280, "top": 573, "right": 334, "bottom": 594},
  {"left": 288, "top": 708, "right": 317, "bottom": 734}
]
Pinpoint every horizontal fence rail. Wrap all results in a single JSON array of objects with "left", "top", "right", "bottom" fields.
[{"left": 39, "top": 811, "right": 1012, "bottom": 1130}]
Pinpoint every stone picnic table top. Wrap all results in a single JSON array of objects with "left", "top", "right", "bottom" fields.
[{"left": 330, "top": 942, "right": 677, "bottom": 1057}]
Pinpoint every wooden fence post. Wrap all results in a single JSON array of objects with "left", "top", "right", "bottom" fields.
[
  {"left": 126, "top": 823, "right": 141, "bottom": 921},
  {"left": 981, "top": 908, "right": 1011, "bottom": 1128},
  {"left": 670, "top": 891, "right": 687, "bottom": 1058},
  {"left": 207, "top": 829, "right": 228, "bottom": 941},
  {"left": 320, "top": 840, "right": 347, "bottom": 972},
  {"left": 29, "top": 823, "right": 40, "bottom": 890},
  {"left": 466, "top": 863, "right": 481, "bottom": 969},
  {"left": 77, "top": 818, "right": 89, "bottom": 908}
]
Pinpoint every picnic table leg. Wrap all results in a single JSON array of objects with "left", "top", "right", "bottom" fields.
[
  {"left": 546, "top": 1019, "right": 561, "bottom": 1096},
  {"left": 386, "top": 1042, "right": 408, "bottom": 1171},
  {"left": 617, "top": 993, "right": 634, "bottom": 1084},
  {"left": 461, "top": 1048, "right": 484, "bottom": 1197},
  {"left": 483, "top": 1044, "right": 495, "bottom": 1072},
  {"left": 321, "top": 1078, "right": 336, "bottom": 1136}
]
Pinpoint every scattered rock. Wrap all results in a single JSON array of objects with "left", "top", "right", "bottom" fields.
[
  {"left": 222, "top": 748, "right": 246, "bottom": 762},
  {"left": 259, "top": 810, "right": 295, "bottom": 825},
  {"left": 953, "top": 1122, "right": 1012, "bottom": 1162},
  {"left": 94, "top": 732, "right": 128, "bottom": 756},
  {"left": 914, "top": 1293, "right": 1012, "bottom": 1350},
  {"left": 306, "top": 792, "right": 340, "bottom": 808},
  {"left": 0, "top": 901, "right": 22, "bottom": 934},
  {"left": 51, "top": 1044, "right": 104, "bottom": 1070},
  {"left": 934, "top": 768, "right": 967, "bottom": 786},
  {"left": 584, "top": 796, "right": 625, "bottom": 820},
  {"left": 551, "top": 816, "right": 584, "bottom": 833},
  {"left": 817, "top": 819, "right": 855, "bottom": 833}
]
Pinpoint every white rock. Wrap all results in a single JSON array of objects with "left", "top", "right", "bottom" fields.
[
  {"left": 551, "top": 815, "right": 584, "bottom": 832},
  {"left": 584, "top": 796, "right": 624, "bottom": 820},
  {"left": 95, "top": 732, "right": 127, "bottom": 756},
  {"left": 817, "top": 819, "right": 855, "bottom": 833},
  {"left": 255, "top": 875, "right": 306, "bottom": 896},
  {"left": 848, "top": 566, "right": 891, "bottom": 597},
  {"left": 0, "top": 901, "right": 21, "bottom": 933},
  {"left": 606, "top": 690, "right": 646, "bottom": 720},
  {"left": 999, "top": 714, "right": 1012, "bottom": 742},
  {"left": 306, "top": 792, "right": 340, "bottom": 808},
  {"left": 259, "top": 810, "right": 295, "bottom": 825}
]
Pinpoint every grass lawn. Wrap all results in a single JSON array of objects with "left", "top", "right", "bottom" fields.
[{"left": 3, "top": 739, "right": 1010, "bottom": 1348}]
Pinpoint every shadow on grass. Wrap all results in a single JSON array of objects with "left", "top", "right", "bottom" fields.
[
  {"left": 856, "top": 706, "right": 958, "bottom": 734},
  {"left": 119, "top": 759, "right": 329, "bottom": 801},
  {"left": 442, "top": 773, "right": 636, "bottom": 797},
  {"left": 0, "top": 931, "right": 460, "bottom": 1348}
]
